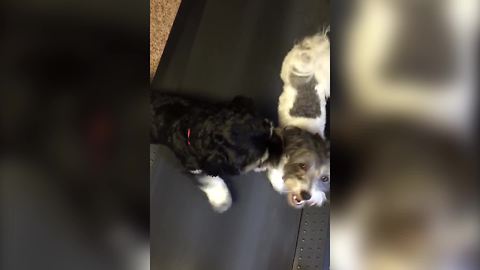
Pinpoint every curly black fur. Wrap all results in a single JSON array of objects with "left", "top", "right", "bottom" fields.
[{"left": 151, "top": 91, "right": 273, "bottom": 176}]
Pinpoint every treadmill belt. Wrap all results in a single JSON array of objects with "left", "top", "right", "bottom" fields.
[{"left": 151, "top": 1, "right": 329, "bottom": 269}]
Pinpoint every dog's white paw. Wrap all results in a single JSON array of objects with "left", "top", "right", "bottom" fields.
[
  {"left": 211, "top": 195, "right": 232, "bottom": 213},
  {"left": 199, "top": 176, "right": 232, "bottom": 213}
]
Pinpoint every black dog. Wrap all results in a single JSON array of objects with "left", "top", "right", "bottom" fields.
[{"left": 151, "top": 91, "right": 273, "bottom": 212}]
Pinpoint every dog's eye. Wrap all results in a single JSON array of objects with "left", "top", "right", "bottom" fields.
[
  {"left": 320, "top": 175, "right": 330, "bottom": 182},
  {"left": 298, "top": 163, "right": 306, "bottom": 170}
]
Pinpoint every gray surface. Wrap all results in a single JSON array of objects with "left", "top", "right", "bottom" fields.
[
  {"left": 151, "top": 0, "right": 329, "bottom": 269},
  {"left": 151, "top": 146, "right": 301, "bottom": 270}
]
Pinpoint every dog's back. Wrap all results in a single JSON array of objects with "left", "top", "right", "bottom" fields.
[
  {"left": 278, "top": 31, "right": 330, "bottom": 138},
  {"left": 151, "top": 92, "right": 198, "bottom": 144},
  {"left": 151, "top": 92, "right": 273, "bottom": 176}
]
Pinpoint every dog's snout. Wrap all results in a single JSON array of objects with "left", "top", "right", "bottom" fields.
[{"left": 300, "top": 190, "right": 311, "bottom": 200}]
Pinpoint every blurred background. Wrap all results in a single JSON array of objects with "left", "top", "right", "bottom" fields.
[
  {"left": 1, "top": 0, "right": 150, "bottom": 270},
  {"left": 331, "top": 0, "right": 479, "bottom": 269},
  {"left": 1, "top": 0, "right": 478, "bottom": 270}
]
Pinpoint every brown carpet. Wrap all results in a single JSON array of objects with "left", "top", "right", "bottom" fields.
[{"left": 150, "top": 0, "right": 181, "bottom": 80}]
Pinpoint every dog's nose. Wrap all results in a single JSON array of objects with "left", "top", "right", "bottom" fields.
[{"left": 300, "top": 190, "right": 311, "bottom": 200}]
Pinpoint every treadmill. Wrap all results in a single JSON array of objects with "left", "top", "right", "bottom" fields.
[{"left": 151, "top": 1, "right": 330, "bottom": 269}]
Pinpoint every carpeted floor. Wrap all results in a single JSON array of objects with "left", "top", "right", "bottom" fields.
[{"left": 150, "top": 0, "right": 181, "bottom": 79}]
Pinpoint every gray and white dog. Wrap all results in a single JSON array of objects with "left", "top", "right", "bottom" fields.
[{"left": 262, "top": 31, "right": 331, "bottom": 208}]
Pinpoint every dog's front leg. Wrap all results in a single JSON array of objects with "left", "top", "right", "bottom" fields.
[{"left": 197, "top": 175, "right": 232, "bottom": 213}]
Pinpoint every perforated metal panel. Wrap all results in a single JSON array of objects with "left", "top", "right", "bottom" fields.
[{"left": 292, "top": 206, "right": 330, "bottom": 270}]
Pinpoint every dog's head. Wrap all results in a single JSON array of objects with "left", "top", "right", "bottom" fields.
[
  {"left": 200, "top": 97, "right": 273, "bottom": 176},
  {"left": 280, "top": 126, "right": 330, "bottom": 208}
]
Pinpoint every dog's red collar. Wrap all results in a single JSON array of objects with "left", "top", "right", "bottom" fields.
[{"left": 187, "top": 128, "right": 191, "bottom": 146}]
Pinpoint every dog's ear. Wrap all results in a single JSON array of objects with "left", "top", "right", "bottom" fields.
[
  {"left": 282, "top": 126, "right": 302, "bottom": 145},
  {"left": 325, "top": 140, "right": 330, "bottom": 158},
  {"left": 282, "top": 127, "right": 310, "bottom": 161},
  {"left": 283, "top": 126, "right": 301, "bottom": 136},
  {"left": 319, "top": 142, "right": 330, "bottom": 160},
  {"left": 313, "top": 134, "right": 330, "bottom": 159},
  {"left": 229, "top": 96, "right": 255, "bottom": 113}
]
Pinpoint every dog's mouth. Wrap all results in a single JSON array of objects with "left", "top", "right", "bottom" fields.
[
  {"left": 288, "top": 193, "right": 307, "bottom": 208},
  {"left": 293, "top": 194, "right": 303, "bottom": 204}
]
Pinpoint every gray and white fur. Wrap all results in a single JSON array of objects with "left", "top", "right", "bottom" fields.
[
  {"left": 265, "top": 30, "right": 331, "bottom": 208},
  {"left": 278, "top": 30, "right": 330, "bottom": 137}
]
